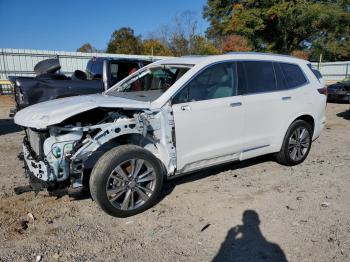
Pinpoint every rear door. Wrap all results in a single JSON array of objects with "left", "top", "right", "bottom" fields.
[
  {"left": 238, "top": 61, "right": 282, "bottom": 153},
  {"left": 275, "top": 61, "right": 309, "bottom": 131}
]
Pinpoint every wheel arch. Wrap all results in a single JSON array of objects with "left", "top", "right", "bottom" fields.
[
  {"left": 292, "top": 114, "right": 315, "bottom": 135},
  {"left": 274, "top": 113, "right": 315, "bottom": 153},
  {"left": 82, "top": 132, "right": 168, "bottom": 184}
]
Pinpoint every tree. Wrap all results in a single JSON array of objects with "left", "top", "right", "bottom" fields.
[
  {"left": 142, "top": 39, "right": 173, "bottom": 56},
  {"left": 77, "top": 43, "right": 96, "bottom": 53},
  {"left": 107, "top": 27, "right": 143, "bottom": 54},
  {"left": 203, "top": 0, "right": 350, "bottom": 60},
  {"left": 169, "top": 33, "right": 189, "bottom": 56},
  {"left": 203, "top": 0, "right": 236, "bottom": 43},
  {"left": 221, "top": 35, "right": 252, "bottom": 53},
  {"left": 190, "top": 35, "right": 219, "bottom": 55},
  {"left": 147, "top": 11, "right": 219, "bottom": 56},
  {"left": 169, "top": 11, "right": 198, "bottom": 56},
  {"left": 291, "top": 50, "right": 311, "bottom": 60}
]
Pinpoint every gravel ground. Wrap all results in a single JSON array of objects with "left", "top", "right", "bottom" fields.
[{"left": 0, "top": 95, "right": 349, "bottom": 262}]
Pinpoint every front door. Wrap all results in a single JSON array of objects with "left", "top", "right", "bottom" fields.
[{"left": 172, "top": 62, "right": 245, "bottom": 172}]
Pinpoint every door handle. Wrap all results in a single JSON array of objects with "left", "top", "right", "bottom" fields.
[
  {"left": 230, "top": 102, "right": 242, "bottom": 107},
  {"left": 180, "top": 105, "right": 191, "bottom": 111},
  {"left": 282, "top": 96, "right": 292, "bottom": 101}
]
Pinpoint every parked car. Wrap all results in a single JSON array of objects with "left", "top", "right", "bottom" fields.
[
  {"left": 327, "top": 77, "right": 350, "bottom": 103},
  {"left": 9, "top": 57, "right": 156, "bottom": 116},
  {"left": 14, "top": 53, "right": 327, "bottom": 217}
]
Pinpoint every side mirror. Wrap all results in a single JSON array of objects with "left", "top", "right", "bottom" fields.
[{"left": 102, "top": 60, "right": 110, "bottom": 91}]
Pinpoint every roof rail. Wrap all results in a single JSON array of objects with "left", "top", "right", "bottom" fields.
[
  {"left": 180, "top": 55, "right": 209, "bottom": 58},
  {"left": 225, "top": 51, "right": 295, "bottom": 59}
]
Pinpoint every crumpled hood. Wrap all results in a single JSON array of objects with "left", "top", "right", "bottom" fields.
[{"left": 14, "top": 94, "right": 150, "bottom": 129}]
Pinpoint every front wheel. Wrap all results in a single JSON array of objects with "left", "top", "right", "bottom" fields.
[
  {"left": 275, "top": 120, "right": 313, "bottom": 166},
  {"left": 89, "top": 145, "right": 164, "bottom": 217}
]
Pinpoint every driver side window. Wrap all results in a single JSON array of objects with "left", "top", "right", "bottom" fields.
[{"left": 173, "top": 62, "right": 236, "bottom": 104}]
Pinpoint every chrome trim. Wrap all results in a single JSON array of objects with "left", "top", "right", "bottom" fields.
[
  {"left": 226, "top": 52, "right": 300, "bottom": 59},
  {"left": 230, "top": 102, "right": 242, "bottom": 107},
  {"left": 171, "top": 59, "right": 311, "bottom": 104},
  {"left": 243, "top": 144, "right": 270, "bottom": 153},
  {"left": 171, "top": 60, "right": 237, "bottom": 103}
]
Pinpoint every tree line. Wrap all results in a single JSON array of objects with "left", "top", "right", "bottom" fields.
[{"left": 77, "top": 1, "right": 350, "bottom": 61}]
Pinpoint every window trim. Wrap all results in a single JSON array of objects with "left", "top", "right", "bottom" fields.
[
  {"left": 171, "top": 59, "right": 310, "bottom": 102},
  {"left": 237, "top": 60, "right": 310, "bottom": 96},
  {"left": 307, "top": 63, "right": 322, "bottom": 83},
  {"left": 273, "top": 62, "right": 288, "bottom": 91},
  {"left": 278, "top": 62, "right": 309, "bottom": 90},
  {"left": 238, "top": 60, "right": 277, "bottom": 95},
  {"left": 171, "top": 60, "right": 237, "bottom": 104}
]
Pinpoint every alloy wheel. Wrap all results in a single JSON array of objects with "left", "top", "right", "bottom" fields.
[
  {"left": 288, "top": 127, "right": 311, "bottom": 161},
  {"left": 106, "top": 159, "right": 156, "bottom": 210}
]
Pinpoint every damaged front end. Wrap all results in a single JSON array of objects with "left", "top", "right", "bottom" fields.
[{"left": 20, "top": 106, "right": 176, "bottom": 195}]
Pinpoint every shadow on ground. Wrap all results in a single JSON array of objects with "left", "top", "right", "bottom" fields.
[
  {"left": 0, "top": 119, "right": 22, "bottom": 135},
  {"left": 336, "top": 108, "right": 350, "bottom": 120},
  {"left": 212, "top": 210, "right": 288, "bottom": 262}
]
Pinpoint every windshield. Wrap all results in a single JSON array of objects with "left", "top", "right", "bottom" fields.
[{"left": 106, "top": 65, "right": 192, "bottom": 95}]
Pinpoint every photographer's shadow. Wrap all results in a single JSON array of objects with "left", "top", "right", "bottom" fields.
[{"left": 213, "top": 210, "right": 287, "bottom": 262}]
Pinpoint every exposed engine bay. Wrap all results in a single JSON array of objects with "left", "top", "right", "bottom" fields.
[{"left": 22, "top": 104, "right": 177, "bottom": 191}]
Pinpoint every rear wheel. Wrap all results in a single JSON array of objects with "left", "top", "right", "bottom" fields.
[
  {"left": 275, "top": 120, "right": 312, "bottom": 166},
  {"left": 89, "top": 145, "right": 164, "bottom": 217}
]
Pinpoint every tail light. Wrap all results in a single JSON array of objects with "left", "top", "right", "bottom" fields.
[{"left": 318, "top": 86, "right": 328, "bottom": 96}]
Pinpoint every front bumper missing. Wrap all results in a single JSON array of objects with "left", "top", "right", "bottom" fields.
[{"left": 23, "top": 143, "right": 49, "bottom": 181}]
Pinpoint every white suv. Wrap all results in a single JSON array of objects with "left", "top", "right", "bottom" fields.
[{"left": 15, "top": 53, "right": 326, "bottom": 217}]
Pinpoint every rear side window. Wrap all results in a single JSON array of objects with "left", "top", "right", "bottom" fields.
[
  {"left": 307, "top": 63, "right": 322, "bottom": 82},
  {"left": 279, "top": 63, "right": 307, "bottom": 88},
  {"left": 238, "top": 61, "right": 276, "bottom": 94},
  {"left": 273, "top": 62, "right": 287, "bottom": 90}
]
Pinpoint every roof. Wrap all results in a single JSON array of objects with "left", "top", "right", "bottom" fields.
[{"left": 153, "top": 52, "right": 308, "bottom": 67}]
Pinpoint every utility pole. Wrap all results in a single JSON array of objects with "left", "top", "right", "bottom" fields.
[{"left": 318, "top": 54, "right": 322, "bottom": 70}]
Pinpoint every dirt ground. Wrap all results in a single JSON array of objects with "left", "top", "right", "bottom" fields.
[{"left": 0, "top": 95, "right": 349, "bottom": 262}]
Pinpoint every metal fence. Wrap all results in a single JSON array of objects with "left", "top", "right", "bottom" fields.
[
  {"left": 312, "top": 61, "right": 350, "bottom": 84},
  {"left": 1, "top": 48, "right": 349, "bottom": 95}
]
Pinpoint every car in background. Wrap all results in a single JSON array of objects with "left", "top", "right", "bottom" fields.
[
  {"left": 9, "top": 57, "right": 158, "bottom": 115},
  {"left": 327, "top": 77, "right": 350, "bottom": 103}
]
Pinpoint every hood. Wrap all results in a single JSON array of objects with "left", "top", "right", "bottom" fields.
[{"left": 14, "top": 93, "right": 151, "bottom": 129}]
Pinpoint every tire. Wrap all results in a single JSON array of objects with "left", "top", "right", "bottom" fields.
[
  {"left": 275, "top": 120, "right": 313, "bottom": 166},
  {"left": 89, "top": 145, "right": 164, "bottom": 217}
]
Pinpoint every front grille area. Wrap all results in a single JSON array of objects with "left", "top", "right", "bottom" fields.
[{"left": 26, "top": 129, "right": 44, "bottom": 157}]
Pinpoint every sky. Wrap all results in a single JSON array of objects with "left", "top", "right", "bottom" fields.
[{"left": 0, "top": 0, "right": 209, "bottom": 52}]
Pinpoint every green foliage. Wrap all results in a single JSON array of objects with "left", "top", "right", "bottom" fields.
[
  {"left": 190, "top": 35, "right": 220, "bottom": 55},
  {"left": 107, "top": 27, "right": 143, "bottom": 54},
  {"left": 221, "top": 35, "right": 252, "bottom": 53},
  {"left": 203, "top": 0, "right": 350, "bottom": 60},
  {"left": 142, "top": 39, "right": 173, "bottom": 56},
  {"left": 169, "top": 33, "right": 190, "bottom": 56},
  {"left": 77, "top": 43, "right": 96, "bottom": 53},
  {"left": 203, "top": 0, "right": 236, "bottom": 42}
]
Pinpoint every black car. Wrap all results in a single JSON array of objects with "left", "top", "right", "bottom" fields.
[
  {"left": 327, "top": 77, "right": 350, "bottom": 103},
  {"left": 9, "top": 57, "right": 156, "bottom": 116}
]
